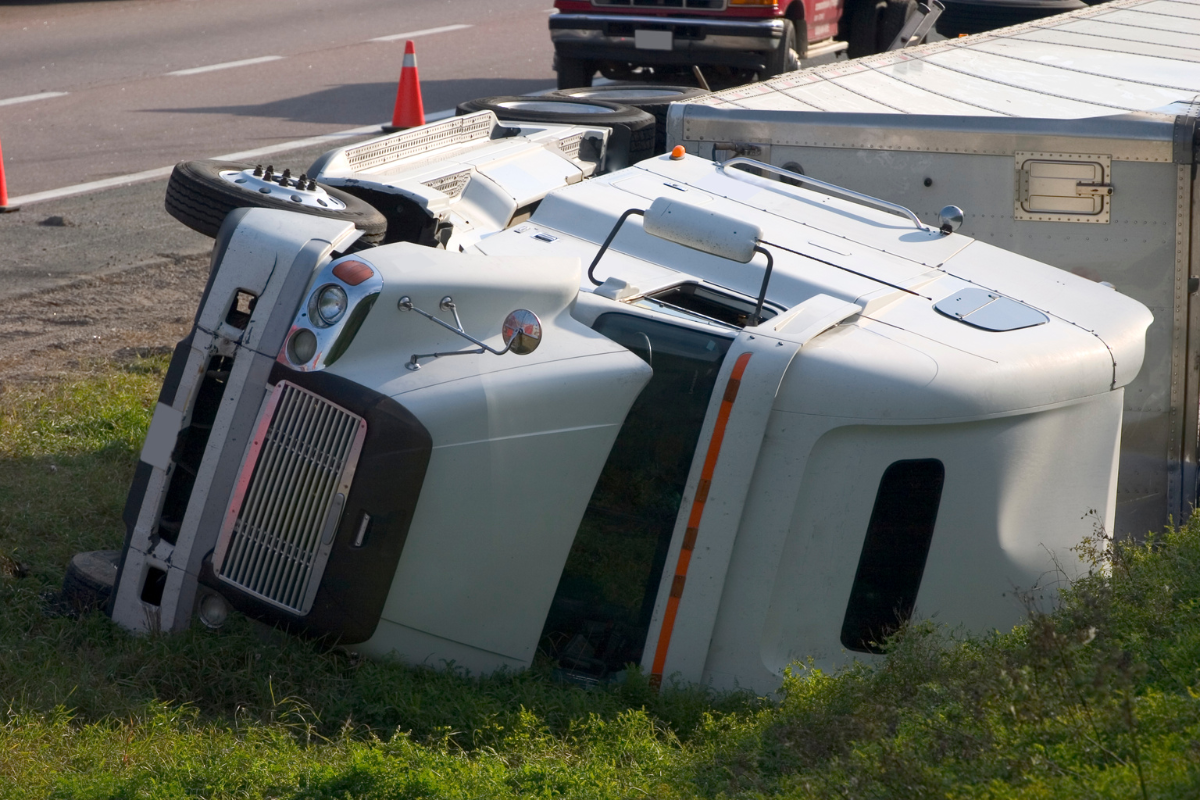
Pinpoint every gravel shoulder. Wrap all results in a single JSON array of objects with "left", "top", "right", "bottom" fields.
[
  {"left": 0, "top": 175, "right": 211, "bottom": 388},
  {"left": 0, "top": 251, "right": 210, "bottom": 389},
  {"left": 0, "top": 138, "right": 373, "bottom": 390}
]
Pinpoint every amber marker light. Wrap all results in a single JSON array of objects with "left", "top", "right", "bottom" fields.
[
  {"left": 670, "top": 145, "right": 686, "bottom": 160},
  {"left": 332, "top": 260, "right": 374, "bottom": 286}
]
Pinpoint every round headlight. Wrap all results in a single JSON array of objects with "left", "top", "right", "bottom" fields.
[
  {"left": 288, "top": 328, "right": 318, "bottom": 365},
  {"left": 316, "top": 285, "right": 348, "bottom": 325}
]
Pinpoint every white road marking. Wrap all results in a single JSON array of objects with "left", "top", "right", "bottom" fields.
[
  {"left": 0, "top": 91, "right": 69, "bottom": 107},
  {"left": 5, "top": 109, "right": 458, "bottom": 208},
  {"left": 369, "top": 24, "right": 472, "bottom": 43},
  {"left": 168, "top": 55, "right": 284, "bottom": 77}
]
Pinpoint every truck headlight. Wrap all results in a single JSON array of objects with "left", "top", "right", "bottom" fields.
[
  {"left": 288, "top": 328, "right": 319, "bottom": 365},
  {"left": 281, "top": 256, "right": 382, "bottom": 373},
  {"left": 315, "top": 285, "right": 349, "bottom": 326}
]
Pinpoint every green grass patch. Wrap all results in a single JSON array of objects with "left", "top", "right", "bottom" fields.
[{"left": 2, "top": 358, "right": 1200, "bottom": 798}]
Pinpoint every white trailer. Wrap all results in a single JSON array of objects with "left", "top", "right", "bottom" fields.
[
  {"left": 666, "top": 0, "right": 1200, "bottom": 537},
  {"left": 105, "top": 138, "right": 1150, "bottom": 693}
]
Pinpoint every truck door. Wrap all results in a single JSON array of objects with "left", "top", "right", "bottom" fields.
[{"left": 539, "top": 310, "right": 736, "bottom": 680}]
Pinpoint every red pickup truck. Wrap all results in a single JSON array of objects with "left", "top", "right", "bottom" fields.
[{"left": 549, "top": 0, "right": 913, "bottom": 89}]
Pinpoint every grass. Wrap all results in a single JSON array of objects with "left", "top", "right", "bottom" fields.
[{"left": 2, "top": 356, "right": 1200, "bottom": 798}]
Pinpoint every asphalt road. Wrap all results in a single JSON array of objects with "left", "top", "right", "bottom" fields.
[
  {"left": 0, "top": 0, "right": 560, "bottom": 300},
  {"left": 0, "top": 0, "right": 559, "bottom": 198}
]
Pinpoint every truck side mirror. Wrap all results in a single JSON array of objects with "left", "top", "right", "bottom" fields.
[
  {"left": 399, "top": 296, "right": 543, "bottom": 370},
  {"left": 502, "top": 309, "right": 542, "bottom": 356}
]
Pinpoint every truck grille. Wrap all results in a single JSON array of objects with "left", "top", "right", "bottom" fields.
[
  {"left": 592, "top": 0, "right": 726, "bottom": 8},
  {"left": 555, "top": 132, "right": 585, "bottom": 161},
  {"left": 344, "top": 112, "right": 496, "bottom": 172},
  {"left": 421, "top": 169, "right": 472, "bottom": 199},
  {"left": 214, "top": 382, "right": 366, "bottom": 615}
]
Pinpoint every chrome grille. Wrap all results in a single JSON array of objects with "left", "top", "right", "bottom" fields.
[
  {"left": 554, "top": 132, "right": 585, "bottom": 161},
  {"left": 421, "top": 169, "right": 472, "bottom": 198},
  {"left": 215, "top": 382, "right": 366, "bottom": 614},
  {"left": 345, "top": 111, "right": 496, "bottom": 172}
]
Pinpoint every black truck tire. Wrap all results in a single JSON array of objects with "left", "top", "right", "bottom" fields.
[
  {"left": 165, "top": 160, "right": 388, "bottom": 244},
  {"left": 848, "top": 0, "right": 887, "bottom": 58},
  {"left": 555, "top": 55, "right": 596, "bottom": 90},
  {"left": 548, "top": 84, "right": 710, "bottom": 154},
  {"left": 878, "top": 0, "right": 917, "bottom": 50},
  {"left": 60, "top": 550, "right": 120, "bottom": 613},
  {"left": 456, "top": 96, "right": 657, "bottom": 169},
  {"left": 762, "top": 19, "right": 802, "bottom": 80}
]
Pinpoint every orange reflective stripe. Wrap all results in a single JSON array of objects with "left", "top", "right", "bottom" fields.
[{"left": 650, "top": 352, "right": 751, "bottom": 687}]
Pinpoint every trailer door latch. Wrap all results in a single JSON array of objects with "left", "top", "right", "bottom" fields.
[
  {"left": 1014, "top": 152, "right": 1111, "bottom": 223},
  {"left": 1076, "top": 181, "right": 1113, "bottom": 197}
]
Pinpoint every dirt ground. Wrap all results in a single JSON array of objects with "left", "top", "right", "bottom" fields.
[{"left": 0, "top": 252, "right": 212, "bottom": 391}]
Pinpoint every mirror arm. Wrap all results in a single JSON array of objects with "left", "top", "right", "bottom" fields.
[
  {"left": 406, "top": 343, "right": 517, "bottom": 371},
  {"left": 751, "top": 245, "right": 774, "bottom": 327},
  {"left": 588, "top": 208, "right": 645, "bottom": 286},
  {"left": 399, "top": 295, "right": 518, "bottom": 370}
]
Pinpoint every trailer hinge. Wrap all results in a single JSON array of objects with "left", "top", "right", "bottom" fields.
[{"left": 1172, "top": 98, "right": 1200, "bottom": 165}]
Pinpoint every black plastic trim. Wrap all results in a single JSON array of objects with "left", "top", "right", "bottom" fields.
[
  {"left": 200, "top": 364, "right": 433, "bottom": 644},
  {"left": 841, "top": 459, "right": 945, "bottom": 654},
  {"left": 157, "top": 331, "right": 196, "bottom": 408},
  {"left": 194, "top": 207, "right": 254, "bottom": 329},
  {"left": 109, "top": 331, "right": 197, "bottom": 617}
]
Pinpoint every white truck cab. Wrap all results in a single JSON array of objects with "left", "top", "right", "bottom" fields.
[
  {"left": 307, "top": 111, "right": 611, "bottom": 254},
  {"left": 108, "top": 143, "right": 1149, "bottom": 694}
]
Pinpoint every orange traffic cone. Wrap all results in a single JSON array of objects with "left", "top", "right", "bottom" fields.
[
  {"left": 382, "top": 40, "right": 426, "bottom": 133},
  {"left": 0, "top": 136, "right": 17, "bottom": 213}
]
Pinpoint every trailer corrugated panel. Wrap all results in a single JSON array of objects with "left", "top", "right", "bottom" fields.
[{"left": 683, "top": 0, "right": 1200, "bottom": 119}]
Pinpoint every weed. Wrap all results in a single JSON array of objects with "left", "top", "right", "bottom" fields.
[{"left": 3, "top": 358, "right": 1200, "bottom": 798}]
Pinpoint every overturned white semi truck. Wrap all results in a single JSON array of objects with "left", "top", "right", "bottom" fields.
[
  {"left": 665, "top": 0, "right": 1200, "bottom": 538},
  {"left": 95, "top": 107, "right": 1151, "bottom": 693}
]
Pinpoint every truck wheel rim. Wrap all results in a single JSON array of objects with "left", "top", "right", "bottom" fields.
[{"left": 219, "top": 169, "right": 348, "bottom": 210}]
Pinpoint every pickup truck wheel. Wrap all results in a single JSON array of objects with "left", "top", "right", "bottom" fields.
[
  {"left": 456, "top": 96, "right": 657, "bottom": 169},
  {"left": 548, "top": 84, "right": 710, "bottom": 154},
  {"left": 848, "top": 0, "right": 886, "bottom": 58},
  {"left": 762, "top": 19, "right": 801, "bottom": 80},
  {"left": 556, "top": 55, "right": 595, "bottom": 90},
  {"left": 60, "top": 550, "right": 120, "bottom": 613},
  {"left": 878, "top": 0, "right": 916, "bottom": 49},
  {"left": 165, "top": 160, "right": 387, "bottom": 244}
]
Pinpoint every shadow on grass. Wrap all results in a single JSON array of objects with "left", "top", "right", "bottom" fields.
[{"left": 0, "top": 447, "right": 134, "bottom": 587}]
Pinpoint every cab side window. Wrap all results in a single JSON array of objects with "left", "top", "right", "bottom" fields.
[
  {"left": 539, "top": 313, "right": 734, "bottom": 678},
  {"left": 841, "top": 459, "right": 945, "bottom": 654}
]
